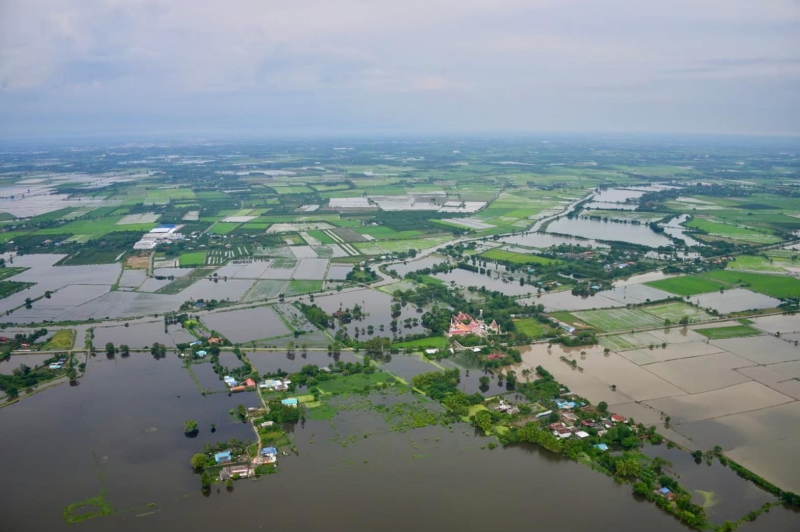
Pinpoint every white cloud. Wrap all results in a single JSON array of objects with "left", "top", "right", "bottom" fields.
[{"left": 0, "top": 0, "right": 798, "bottom": 136}]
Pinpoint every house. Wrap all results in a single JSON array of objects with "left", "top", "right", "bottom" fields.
[
  {"left": 261, "top": 446, "right": 278, "bottom": 456},
  {"left": 224, "top": 376, "right": 238, "bottom": 387},
  {"left": 594, "top": 443, "right": 609, "bottom": 452},
  {"left": 561, "top": 412, "right": 579, "bottom": 423},
  {"left": 281, "top": 398, "right": 299, "bottom": 408},
  {"left": 446, "top": 311, "right": 501, "bottom": 338},
  {"left": 424, "top": 348, "right": 439, "bottom": 355},
  {"left": 245, "top": 378, "right": 257, "bottom": 388},
  {"left": 553, "top": 427, "right": 572, "bottom": 439},
  {"left": 196, "top": 350, "right": 207, "bottom": 357},
  {"left": 190, "top": 341, "right": 203, "bottom": 346},
  {"left": 610, "top": 414, "right": 628, "bottom": 424},
  {"left": 207, "top": 337, "right": 223, "bottom": 345},
  {"left": 231, "top": 385, "right": 247, "bottom": 393},
  {"left": 554, "top": 399, "right": 577, "bottom": 410},
  {"left": 535, "top": 409, "right": 553, "bottom": 418},
  {"left": 580, "top": 419, "right": 595, "bottom": 428},
  {"left": 214, "top": 451, "right": 233, "bottom": 463},
  {"left": 260, "top": 421, "right": 275, "bottom": 428},
  {"left": 575, "top": 431, "right": 590, "bottom": 439},
  {"left": 658, "top": 487, "right": 676, "bottom": 501},
  {"left": 220, "top": 465, "right": 253, "bottom": 480},
  {"left": 260, "top": 379, "right": 289, "bottom": 391}
]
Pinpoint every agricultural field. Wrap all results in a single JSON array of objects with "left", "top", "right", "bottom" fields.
[
  {"left": 285, "top": 280, "right": 324, "bottom": 296},
  {"left": 393, "top": 336, "right": 449, "bottom": 349},
  {"left": 696, "top": 325, "right": 763, "bottom": 340},
  {"left": 513, "top": 317, "right": 557, "bottom": 339},
  {"left": 571, "top": 307, "right": 665, "bottom": 332},
  {"left": 179, "top": 251, "right": 207, "bottom": 267},
  {"left": 645, "top": 275, "right": 727, "bottom": 296},
  {"left": 702, "top": 270, "right": 800, "bottom": 298},
  {"left": 481, "top": 248, "right": 557, "bottom": 265},
  {"left": 43, "top": 330, "right": 76, "bottom": 350},
  {"left": 640, "top": 301, "right": 713, "bottom": 323},
  {"left": 686, "top": 217, "right": 782, "bottom": 244}
]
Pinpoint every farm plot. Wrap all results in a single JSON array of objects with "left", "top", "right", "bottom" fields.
[
  {"left": 645, "top": 275, "right": 727, "bottom": 296},
  {"left": 701, "top": 270, "right": 800, "bottom": 298},
  {"left": 179, "top": 251, "right": 207, "bottom": 267},
  {"left": 481, "top": 248, "right": 558, "bottom": 265},
  {"left": 641, "top": 301, "right": 713, "bottom": 323},
  {"left": 572, "top": 307, "right": 664, "bottom": 332},
  {"left": 293, "top": 259, "right": 329, "bottom": 280},
  {"left": 285, "top": 280, "right": 324, "bottom": 296},
  {"left": 696, "top": 325, "right": 762, "bottom": 340},
  {"left": 116, "top": 213, "right": 161, "bottom": 225},
  {"left": 692, "top": 289, "right": 781, "bottom": 314},
  {"left": 327, "top": 227, "right": 367, "bottom": 242},
  {"left": 243, "top": 280, "right": 289, "bottom": 302}
]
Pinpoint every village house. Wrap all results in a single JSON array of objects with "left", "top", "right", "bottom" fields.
[
  {"left": 220, "top": 465, "right": 253, "bottom": 480},
  {"left": 214, "top": 451, "right": 233, "bottom": 464},
  {"left": 446, "top": 311, "right": 501, "bottom": 338},
  {"left": 207, "top": 337, "right": 223, "bottom": 345}
]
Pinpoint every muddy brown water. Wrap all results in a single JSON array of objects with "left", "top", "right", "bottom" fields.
[{"left": 1, "top": 352, "right": 798, "bottom": 531}]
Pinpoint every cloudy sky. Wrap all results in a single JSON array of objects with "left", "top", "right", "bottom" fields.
[{"left": 1, "top": 0, "right": 799, "bottom": 139}]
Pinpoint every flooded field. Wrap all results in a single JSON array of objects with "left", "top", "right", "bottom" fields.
[
  {"left": 692, "top": 289, "right": 781, "bottom": 314},
  {"left": 200, "top": 306, "right": 291, "bottom": 342},
  {"left": 388, "top": 255, "right": 449, "bottom": 276},
  {"left": 546, "top": 217, "right": 674, "bottom": 247},
  {"left": 0, "top": 353, "right": 54, "bottom": 373},
  {"left": 519, "top": 290, "right": 620, "bottom": 311},
  {"left": 499, "top": 232, "right": 606, "bottom": 249},
  {"left": 92, "top": 321, "right": 195, "bottom": 349},
  {"left": 433, "top": 270, "right": 538, "bottom": 297},
  {"left": 313, "top": 289, "right": 426, "bottom": 338},
  {"left": 247, "top": 349, "right": 359, "bottom": 375}
]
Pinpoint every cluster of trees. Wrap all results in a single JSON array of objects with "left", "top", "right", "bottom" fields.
[{"left": 412, "top": 368, "right": 462, "bottom": 401}]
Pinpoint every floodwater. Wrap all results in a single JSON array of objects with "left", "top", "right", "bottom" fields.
[
  {"left": 0, "top": 353, "right": 54, "bottom": 373},
  {"left": 313, "top": 289, "right": 426, "bottom": 338},
  {"left": 433, "top": 269, "right": 539, "bottom": 297},
  {"left": 662, "top": 214, "right": 703, "bottom": 247},
  {"left": 500, "top": 232, "right": 607, "bottom": 249},
  {"left": 200, "top": 306, "right": 291, "bottom": 343},
  {"left": 643, "top": 445, "right": 776, "bottom": 523},
  {"left": 0, "top": 345, "right": 798, "bottom": 531},
  {"left": 387, "top": 255, "right": 449, "bottom": 276},
  {"left": 91, "top": 321, "right": 196, "bottom": 349},
  {"left": 247, "top": 349, "right": 359, "bottom": 375},
  {"left": 546, "top": 217, "right": 674, "bottom": 247}
]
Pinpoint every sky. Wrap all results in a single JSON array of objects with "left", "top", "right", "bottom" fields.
[{"left": 1, "top": 0, "right": 799, "bottom": 140}]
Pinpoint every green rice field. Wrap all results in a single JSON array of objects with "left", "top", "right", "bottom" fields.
[
  {"left": 641, "top": 301, "right": 713, "bottom": 323},
  {"left": 645, "top": 275, "right": 727, "bottom": 296},
  {"left": 179, "top": 251, "right": 207, "bottom": 267},
  {"left": 572, "top": 307, "right": 664, "bottom": 332},
  {"left": 695, "top": 325, "right": 762, "bottom": 340},
  {"left": 481, "top": 248, "right": 557, "bottom": 265},
  {"left": 701, "top": 270, "right": 800, "bottom": 298}
]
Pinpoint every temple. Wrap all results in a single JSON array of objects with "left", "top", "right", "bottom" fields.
[{"left": 447, "top": 311, "right": 501, "bottom": 338}]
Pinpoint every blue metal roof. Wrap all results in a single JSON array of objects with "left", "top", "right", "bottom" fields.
[
  {"left": 214, "top": 451, "right": 232, "bottom": 462},
  {"left": 261, "top": 446, "right": 278, "bottom": 455}
]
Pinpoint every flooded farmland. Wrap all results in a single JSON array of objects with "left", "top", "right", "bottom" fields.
[
  {"left": 0, "top": 351, "right": 740, "bottom": 532},
  {"left": 546, "top": 217, "right": 674, "bottom": 247}
]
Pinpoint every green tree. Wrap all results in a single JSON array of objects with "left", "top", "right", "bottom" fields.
[
  {"left": 119, "top": 344, "right": 130, "bottom": 356},
  {"left": 191, "top": 453, "right": 208, "bottom": 469},
  {"left": 67, "top": 367, "right": 77, "bottom": 383},
  {"left": 105, "top": 342, "right": 115, "bottom": 356},
  {"left": 474, "top": 410, "right": 494, "bottom": 433},
  {"left": 184, "top": 419, "right": 199, "bottom": 434},
  {"left": 597, "top": 401, "right": 608, "bottom": 413}
]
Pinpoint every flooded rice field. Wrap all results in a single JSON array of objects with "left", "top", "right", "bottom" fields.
[
  {"left": 499, "top": 232, "right": 607, "bottom": 249},
  {"left": 200, "top": 306, "right": 291, "bottom": 343},
  {"left": 433, "top": 269, "right": 539, "bottom": 297},
  {"left": 387, "top": 255, "right": 449, "bottom": 276},
  {"left": 313, "top": 289, "right": 426, "bottom": 338},
  {"left": 692, "top": 289, "right": 781, "bottom": 314},
  {"left": 546, "top": 217, "right": 674, "bottom": 247},
  {"left": 92, "top": 321, "right": 196, "bottom": 349},
  {"left": 247, "top": 349, "right": 359, "bottom": 375}
]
